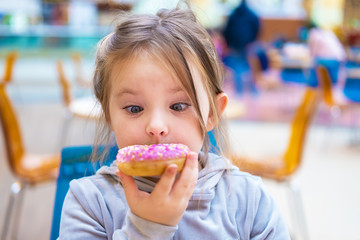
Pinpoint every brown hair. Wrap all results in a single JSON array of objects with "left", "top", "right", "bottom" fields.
[{"left": 92, "top": 1, "right": 229, "bottom": 162}]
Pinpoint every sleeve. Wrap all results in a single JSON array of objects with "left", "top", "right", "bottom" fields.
[
  {"left": 113, "top": 211, "right": 177, "bottom": 240},
  {"left": 58, "top": 180, "right": 108, "bottom": 240},
  {"left": 249, "top": 179, "right": 291, "bottom": 240},
  {"left": 59, "top": 178, "right": 178, "bottom": 240}
]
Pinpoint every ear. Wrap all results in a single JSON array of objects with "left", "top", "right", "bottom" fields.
[{"left": 206, "top": 92, "right": 228, "bottom": 131}]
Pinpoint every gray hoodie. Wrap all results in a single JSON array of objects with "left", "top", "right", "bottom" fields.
[{"left": 59, "top": 153, "right": 290, "bottom": 239}]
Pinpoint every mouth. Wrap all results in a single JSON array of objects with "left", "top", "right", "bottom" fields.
[{"left": 138, "top": 141, "right": 189, "bottom": 148}]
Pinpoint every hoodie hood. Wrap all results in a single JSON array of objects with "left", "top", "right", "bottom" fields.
[{"left": 96, "top": 152, "right": 237, "bottom": 200}]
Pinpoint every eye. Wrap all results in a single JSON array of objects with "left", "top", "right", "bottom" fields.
[
  {"left": 124, "top": 105, "right": 143, "bottom": 114},
  {"left": 170, "top": 103, "right": 189, "bottom": 112}
]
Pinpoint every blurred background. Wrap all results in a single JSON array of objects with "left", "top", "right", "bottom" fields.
[{"left": 0, "top": 0, "right": 360, "bottom": 239}]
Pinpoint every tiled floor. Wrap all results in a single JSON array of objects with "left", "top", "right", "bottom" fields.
[
  {"left": 229, "top": 121, "right": 360, "bottom": 240},
  {"left": 1, "top": 57, "right": 360, "bottom": 239}
]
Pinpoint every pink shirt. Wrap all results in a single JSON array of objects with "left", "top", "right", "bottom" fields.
[{"left": 308, "top": 28, "right": 346, "bottom": 61}]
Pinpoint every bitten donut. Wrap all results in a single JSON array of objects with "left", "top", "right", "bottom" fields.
[{"left": 116, "top": 144, "right": 190, "bottom": 176}]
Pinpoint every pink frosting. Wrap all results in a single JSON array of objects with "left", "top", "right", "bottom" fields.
[{"left": 116, "top": 144, "right": 190, "bottom": 163}]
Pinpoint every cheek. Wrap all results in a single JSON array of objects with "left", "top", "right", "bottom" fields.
[
  {"left": 108, "top": 109, "right": 141, "bottom": 148},
  {"left": 112, "top": 122, "right": 143, "bottom": 149},
  {"left": 175, "top": 116, "right": 204, "bottom": 152}
]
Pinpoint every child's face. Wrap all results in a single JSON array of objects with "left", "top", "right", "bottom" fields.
[{"left": 108, "top": 55, "right": 213, "bottom": 153}]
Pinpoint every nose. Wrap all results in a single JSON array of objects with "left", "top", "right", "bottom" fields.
[{"left": 146, "top": 111, "right": 168, "bottom": 138}]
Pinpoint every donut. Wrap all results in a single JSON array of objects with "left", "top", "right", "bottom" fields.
[{"left": 116, "top": 143, "right": 190, "bottom": 176}]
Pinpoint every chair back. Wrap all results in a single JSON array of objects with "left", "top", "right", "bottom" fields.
[
  {"left": 56, "top": 60, "right": 72, "bottom": 107},
  {"left": 71, "top": 52, "right": 91, "bottom": 88},
  {"left": 343, "top": 76, "right": 360, "bottom": 102},
  {"left": 316, "top": 58, "right": 341, "bottom": 84},
  {"left": 316, "top": 65, "right": 335, "bottom": 106},
  {"left": 0, "top": 83, "right": 25, "bottom": 174},
  {"left": 50, "top": 145, "right": 118, "bottom": 240},
  {"left": 343, "top": 60, "right": 360, "bottom": 102},
  {"left": 281, "top": 88, "right": 319, "bottom": 176},
  {"left": 281, "top": 68, "right": 308, "bottom": 85},
  {"left": 2, "top": 51, "right": 18, "bottom": 83}
]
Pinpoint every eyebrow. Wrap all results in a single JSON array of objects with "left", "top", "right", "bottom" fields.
[
  {"left": 115, "top": 88, "right": 138, "bottom": 97},
  {"left": 117, "top": 86, "right": 184, "bottom": 95},
  {"left": 170, "top": 87, "right": 185, "bottom": 94}
]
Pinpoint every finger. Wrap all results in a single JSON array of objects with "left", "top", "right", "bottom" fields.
[
  {"left": 116, "top": 170, "right": 142, "bottom": 202},
  {"left": 171, "top": 152, "right": 198, "bottom": 199},
  {"left": 151, "top": 164, "right": 178, "bottom": 197}
]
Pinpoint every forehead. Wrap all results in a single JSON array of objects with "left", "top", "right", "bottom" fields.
[
  {"left": 110, "top": 57, "right": 176, "bottom": 93},
  {"left": 109, "top": 51, "right": 206, "bottom": 95}
]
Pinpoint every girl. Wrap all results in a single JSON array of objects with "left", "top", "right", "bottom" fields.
[{"left": 59, "top": 2, "right": 290, "bottom": 239}]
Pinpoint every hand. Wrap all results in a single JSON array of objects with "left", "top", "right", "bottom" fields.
[{"left": 116, "top": 152, "right": 198, "bottom": 226}]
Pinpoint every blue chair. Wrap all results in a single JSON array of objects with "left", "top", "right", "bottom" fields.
[
  {"left": 345, "top": 60, "right": 360, "bottom": 69},
  {"left": 343, "top": 77, "right": 360, "bottom": 102},
  {"left": 315, "top": 58, "right": 342, "bottom": 84},
  {"left": 281, "top": 58, "right": 342, "bottom": 87},
  {"left": 307, "top": 58, "right": 342, "bottom": 87},
  {"left": 343, "top": 56, "right": 360, "bottom": 102},
  {"left": 50, "top": 145, "right": 118, "bottom": 240},
  {"left": 281, "top": 68, "right": 309, "bottom": 85},
  {"left": 208, "top": 130, "right": 219, "bottom": 153}
]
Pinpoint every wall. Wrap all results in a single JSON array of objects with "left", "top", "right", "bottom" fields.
[{"left": 259, "top": 17, "right": 306, "bottom": 42}]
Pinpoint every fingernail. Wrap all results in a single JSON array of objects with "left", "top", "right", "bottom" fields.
[{"left": 168, "top": 164, "right": 178, "bottom": 174}]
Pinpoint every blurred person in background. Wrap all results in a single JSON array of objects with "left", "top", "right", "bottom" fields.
[
  {"left": 306, "top": 21, "right": 346, "bottom": 62},
  {"left": 221, "top": 0, "right": 261, "bottom": 95},
  {"left": 300, "top": 21, "right": 347, "bottom": 86}
]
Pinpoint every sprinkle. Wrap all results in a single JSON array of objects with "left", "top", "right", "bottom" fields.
[{"left": 116, "top": 143, "right": 190, "bottom": 163}]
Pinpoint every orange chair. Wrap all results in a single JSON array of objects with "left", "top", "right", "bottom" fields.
[
  {"left": 56, "top": 60, "right": 101, "bottom": 147},
  {"left": 71, "top": 52, "right": 92, "bottom": 88},
  {"left": 316, "top": 65, "right": 360, "bottom": 143},
  {"left": 232, "top": 88, "right": 320, "bottom": 240},
  {"left": 0, "top": 82, "right": 60, "bottom": 240},
  {"left": 316, "top": 65, "right": 344, "bottom": 118},
  {"left": 1, "top": 51, "right": 18, "bottom": 83},
  {"left": 316, "top": 65, "right": 359, "bottom": 117}
]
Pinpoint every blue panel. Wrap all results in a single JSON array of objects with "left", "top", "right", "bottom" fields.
[{"left": 50, "top": 145, "right": 118, "bottom": 240}]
